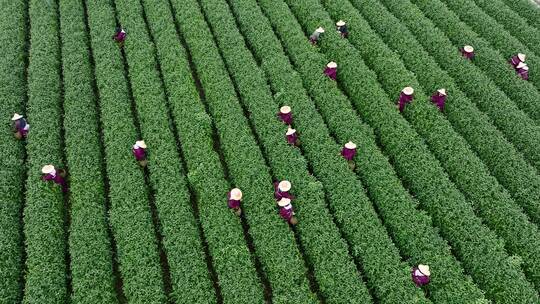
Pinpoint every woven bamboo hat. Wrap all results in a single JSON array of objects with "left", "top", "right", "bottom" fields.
[
  {"left": 42, "top": 164, "right": 55, "bottom": 174},
  {"left": 336, "top": 20, "right": 346, "bottom": 27},
  {"left": 11, "top": 113, "right": 23, "bottom": 121},
  {"left": 345, "top": 141, "right": 356, "bottom": 150},
  {"left": 518, "top": 53, "right": 526, "bottom": 62},
  {"left": 135, "top": 140, "right": 147, "bottom": 149},
  {"left": 437, "top": 88, "right": 446, "bottom": 96},
  {"left": 278, "top": 180, "right": 292, "bottom": 192},
  {"left": 463, "top": 45, "right": 474, "bottom": 53},
  {"left": 278, "top": 197, "right": 291, "bottom": 207},
  {"left": 316, "top": 27, "right": 325, "bottom": 33},
  {"left": 230, "top": 188, "right": 242, "bottom": 200},
  {"left": 418, "top": 264, "right": 431, "bottom": 276},
  {"left": 402, "top": 86, "right": 414, "bottom": 95},
  {"left": 522, "top": 66, "right": 529, "bottom": 71},
  {"left": 286, "top": 127, "right": 296, "bottom": 136},
  {"left": 280, "top": 106, "right": 291, "bottom": 114},
  {"left": 327, "top": 61, "right": 337, "bottom": 68},
  {"left": 516, "top": 62, "right": 527, "bottom": 69}
]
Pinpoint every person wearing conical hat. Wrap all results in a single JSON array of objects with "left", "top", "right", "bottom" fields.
[
  {"left": 11, "top": 113, "right": 30, "bottom": 139},
  {"left": 411, "top": 264, "right": 431, "bottom": 287},
  {"left": 41, "top": 164, "right": 68, "bottom": 192},
  {"left": 324, "top": 61, "right": 338, "bottom": 81},
  {"left": 274, "top": 180, "right": 295, "bottom": 201},
  {"left": 132, "top": 140, "right": 148, "bottom": 167},
  {"left": 459, "top": 45, "right": 475, "bottom": 60},
  {"left": 516, "top": 63, "right": 529, "bottom": 80},
  {"left": 286, "top": 126, "right": 299, "bottom": 146},
  {"left": 397, "top": 87, "right": 414, "bottom": 113},
  {"left": 430, "top": 88, "right": 447, "bottom": 111},
  {"left": 112, "top": 26, "right": 126, "bottom": 47},
  {"left": 277, "top": 105, "right": 293, "bottom": 125},
  {"left": 336, "top": 20, "right": 348, "bottom": 38},
  {"left": 341, "top": 141, "right": 357, "bottom": 170},
  {"left": 278, "top": 198, "right": 298, "bottom": 225},
  {"left": 509, "top": 53, "right": 526, "bottom": 67},
  {"left": 309, "top": 27, "right": 325, "bottom": 45},
  {"left": 227, "top": 188, "right": 243, "bottom": 216}
]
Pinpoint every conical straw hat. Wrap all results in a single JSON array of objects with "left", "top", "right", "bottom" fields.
[
  {"left": 278, "top": 180, "right": 292, "bottom": 192},
  {"left": 286, "top": 127, "right": 296, "bottom": 136},
  {"left": 230, "top": 188, "right": 242, "bottom": 200},
  {"left": 316, "top": 27, "right": 325, "bottom": 33},
  {"left": 327, "top": 61, "right": 337, "bottom": 68},
  {"left": 11, "top": 113, "right": 23, "bottom": 121},
  {"left": 135, "top": 140, "right": 147, "bottom": 149},
  {"left": 336, "top": 20, "right": 346, "bottom": 27},
  {"left": 42, "top": 164, "right": 55, "bottom": 174},
  {"left": 278, "top": 197, "right": 291, "bottom": 207},
  {"left": 345, "top": 141, "right": 356, "bottom": 150},
  {"left": 518, "top": 53, "right": 526, "bottom": 62},
  {"left": 418, "top": 264, "right": 431, "bottom": 276},
  {"left": 280, "top": 106, "right": 291, "bottom": 114},
  {"left": 463, "top": 45, "right": 474, "bottom": 53},
  {"left": 516, "top": 62, "right": 527, "bottom": 69},
  {"left": 437, "top": 88, "right": 446, "bottom": 96},
  {"left": 402, "top": 86, "right": 414, "bottom": 95}
]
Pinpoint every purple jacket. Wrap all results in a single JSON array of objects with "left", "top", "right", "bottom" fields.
[
  {"left": 113, "top": 31, "right": 126, "bottom": 42},
  {"left": 13, "top": 118, "right": 29, "bottom": 136},
  {"left": 397, "top": 92, "right": 414, "bottom": 112},
  {"left": 273, "top": 182, "right": 295, "bottom": 201},
  {"left": 459, "top": 48, "right": 474, "bottom": 60},
  {"left": 324, "top": 67, "right": 337, "bottom": 80},
  {"left": 517, "top": 68, "right": 529, "bottom": 80},
  {"left": 279, "top": 206, "right": 294, "bottom": 221},
  {"left": 42, "top": 172, "right": 68, "bottom": 192},
  {"left": 278, "top": 111, "right": 293, "bottom": 125},
  {"left": 286, "top": 133, "right": 298, "bottom": 145},
  {"left": 509, "top": 55, "right": 522, "bottom": 67},
  {"left": 341, "top": 147, "right": 357, "bottom": 161},
  {"left": 132, "top": 147, "right": 146, "bottom": 161},
  {"left": 227, "top": 191, "right": 241, "bottom": 209},
  {"left": 411, "top": 267, "right": 430, "bottom": 287},
  {"left": 430, "top": 93, "right": 446, "bottom": 111}
]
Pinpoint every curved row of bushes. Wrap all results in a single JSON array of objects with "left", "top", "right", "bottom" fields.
[
  {"left": 196, "top": 0, "right": 379, "bottom": 302},
  {"left": 139, "top": 0, "right": 265, "bottom": 303},
  {"left": 280, "top": 0, "right": 539, "bottom": 302},
  {"left": 83, "top": 0, "right": 166, "bottom": 301},
  {"left": 0, "top": 0, "right": 27, "bottom": 302},
  {"left": 350, "top": 0, "right": 540, "bottom": 284},
  {"left": 368, "top": 0, "right": 540, "bottom": 227},
  {"left": 58, "top": 0, "right": 118, "bottom": 302},
  {"left": 23, "top": 0, "right": 68, "bottom": 302},
  {"left": 339, "top": 0, "right": 540, "bottom": 291},
  {"left": 501, "top": 0, "right": 540, "bottom": 32},
  {"left": 472, "top": 0, "right": 540, "bottom": 56},
  {"left": 168, "top": 0, "right": 322, "bottom": 302},
  {"left": 412, "top": 0, "right": 540, "bottom": 127},
  {"left": 113, "top": 0, "right": 225, "bottom": 302},
  {"left": 246, "top": 0, "right": 488, "bottom": 302}
]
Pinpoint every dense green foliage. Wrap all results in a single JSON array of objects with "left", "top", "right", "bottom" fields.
[
  {"left": 5, "top": 0, "right": 540, "bottom": 302},
  {"left": 279, "top": 0, "right": 539, "bottom": 302},
  {"left": 472, "top": 0, "right": 540, "bottom": 56},
  {"left": 84, "top": 0, "right": 166, "bottom": 301},
  {"left": 501, "top": 0, "right": 540, "bottom": 31},
  {"left": 23, "top": 0, "right": 68, "bottom": 302},
  {"left": 350, "top": 0, "right": 540, "bottom": 290},
  {"left": 142, "top": 0, "right": 265, "bottom": 303},
  {"left": 410, "top": 0, "right": 540, "bottom": 129},
  {"left": 0, "top": 0, "right": 26, "bottom": 302},
  {"left": 58, "top": 0, "right": 118, "bottom": 302}
]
